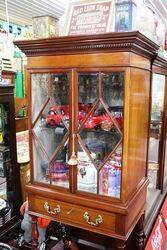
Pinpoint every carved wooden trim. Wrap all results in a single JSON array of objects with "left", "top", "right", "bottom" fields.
[
  {"left": 14, "top": 31, "right": 159, "bottom": 58},
  {"left": 153, "top": 56, "right": 167, "bottom": 70}
]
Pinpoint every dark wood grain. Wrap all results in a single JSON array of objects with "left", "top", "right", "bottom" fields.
[{"left": 0, "top": 84, "right": 22, "bottom": 237}]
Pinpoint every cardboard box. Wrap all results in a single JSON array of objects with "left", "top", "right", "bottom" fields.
[
  {"left": 33, "top": 15, "right": 59, "bottom": 38},
  {"left": 115, "top": 0, "right": 137, "bottom": 32}
]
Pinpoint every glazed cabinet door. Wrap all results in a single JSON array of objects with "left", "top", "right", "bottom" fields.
[
  {"left": 76, "top": 71, "right": 124, "bottom": 198},
  {"left": 31, "top": 72, "right": 70, "bottom": 189},
  {"left": 147, "top": 73, "right": 166, "bottom": 212},
  {"left": 30, "top": 70, "right": 125, "bottom": 199}
]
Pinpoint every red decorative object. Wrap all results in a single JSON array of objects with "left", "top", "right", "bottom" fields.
[
  {"left": 145, "top": 196, "right": 167, "bottom": 250},
  {"left": 84, "top": 114, "right": 113, "bottom": 130},
  {"left": 160, "top": 197, "right": 167, "bottom": 227},
  {"left": 46, "top": 105, "right": 87, "bottom": 126},
  {"left": 46, "top": 105, "right": 123, "bottom": 130}
]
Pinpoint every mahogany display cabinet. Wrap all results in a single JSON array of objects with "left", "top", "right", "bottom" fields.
[
  {"left": 15, "top": 31, "right": 159, "bottom": 249},
  {"left": 145, "top": 55, "right": 167, "bottom": 237},
  {"left": 0, "top": 83, "right": 22, "bottom": 238}
]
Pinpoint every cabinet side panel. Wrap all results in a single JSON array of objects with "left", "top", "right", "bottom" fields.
[
  {"left": 130, "top": 53, "right": 151, "bottom": 71},
  {"left": 123, "top": 68, "right": 150, "bottom": 200}
]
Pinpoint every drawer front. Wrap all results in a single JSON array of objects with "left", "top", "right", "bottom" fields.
[{"left": 29, "top": 195, "right": 116, "bottom": 234}]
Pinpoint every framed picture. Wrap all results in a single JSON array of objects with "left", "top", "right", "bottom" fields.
[{"left": 65, "top": 0, "right": 115, "bottom": 36}]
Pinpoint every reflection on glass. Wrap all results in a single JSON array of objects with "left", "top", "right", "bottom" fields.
[
  {"left": 80, "top": 105, "right": 122, "bottom": 167},
  {"left": 31, "top": 74, "right": 50, "bottom": 123},
  {"left": 80, "top": 115, "right": 121, "bottom": 165},
  {"left": 147, "top": 74, "right": 165, "bottom": 214},
  {"left": 51, "top": 74, "right": 69, "bottom": 105},
  {"left": 77, "top": 72, "right": 124, "bottom": 196},
  {"left": 33, "top": 102, "right": 67, "bottom": 158},
  {"left": 99, "top": 145, "right": 122, "bottom": 198},
  {"left": 78, "top": 74, "right": 98, "bottom": 126},
  {"left": 77, "top": 144, "right": 97, "bottom": 194},
  {"left": 51, "top": 142, "right": 69, "bottom": 188},
  {"left": 102, "top": 73, "right": 124, "bottom": 108},
  {"left": 148, "top": 74, "right": 165, "bottom": 188},
  {"left": 32, "top": 73, "right": 69, "bottom": 189},
  {"left": 33, "top": 139, "right": 49, "bottom": 184}
]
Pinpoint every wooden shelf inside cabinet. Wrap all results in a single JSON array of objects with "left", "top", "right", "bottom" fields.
[{"left": 14, "top": 31, "right": 160, "bottom": 249}]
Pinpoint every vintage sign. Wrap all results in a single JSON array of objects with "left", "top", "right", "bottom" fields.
[
  {"left": 66, "top": 0, "right": 114, "bottom": 35},
  {"left": 16, "top": 130, "right": 29, "bottom": 163}
]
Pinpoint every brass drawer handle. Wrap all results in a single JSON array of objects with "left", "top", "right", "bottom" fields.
[
  {"left": 44, "top": 202, "right": 61, "bottom": 215},
  {"left": 83, "top": 212, "right": 103, "bottom": 226}
]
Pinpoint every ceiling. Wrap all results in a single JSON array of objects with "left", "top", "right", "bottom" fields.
[
  {"left": 144, "top": 0, "right": 167, "bottom": 24},
  {"left": 0, "top": 0, "right": 67, "bottom": 26},
  {"left": 0, "top": 0, "right": 166, "bottom": 27},
  {"left": 162, "top": 0, "right": 167, "bottom": 9}
]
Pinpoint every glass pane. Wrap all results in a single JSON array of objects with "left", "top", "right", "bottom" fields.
[
  {"left": 164, "top": 138, "right": 167, "bottom": 186},
  {"left": 33, "top": 139, "right": 50, "bottom": 184},
  {"left": 99, "top": 144, "right": 122, "bottom": 198},
  {"left": 77, "top": 71, "right": 124, "bottom": 197},
  {"left": 77, "top": 144, "right": 97, "bottom": 194},
  {"left": 80, "top": 104, "right": 122, "bottom": 167},
  {"left": 33, "top": 101, "right": 67, "bottom": 159},
  {"left": 32, "top": 72, "right": 69, "bottom": 189},
  {"left": 102, "top": 73, "right": 124, "bottom": 108},
  {"left": 146, "top": 74, "right": 165, "bottom": 215},
  {"left": 78, "top": 73, "right": 98, "bottom": 126},
  {"left": 31, "top": 74, "right": 50, "bottom": 123},
  {"left": 51, "top": 142, "right": 69, "bottom": 188},
  {"left": 51, "top": 74, "right": 69, "bottom": 105}
]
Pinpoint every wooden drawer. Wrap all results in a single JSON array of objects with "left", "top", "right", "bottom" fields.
[{"left": 29, "top": 195, "right": 116, "bottom": 236}]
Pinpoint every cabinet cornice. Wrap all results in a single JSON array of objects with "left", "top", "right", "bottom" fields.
[{"left": 14, "top": 31, "right": 159, "bottom": 59}]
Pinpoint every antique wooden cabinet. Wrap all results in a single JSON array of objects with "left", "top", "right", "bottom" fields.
[
  {"left": 145, "top": 56, "right": 167, "bottom": 237},
  {"left": 0, "top": 83, "right": 22, "bottom": 237},
  {"left": 15, "top": 32, "right": 159, "bottom": 249}
]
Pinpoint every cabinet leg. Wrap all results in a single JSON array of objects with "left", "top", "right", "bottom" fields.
[
  {"left": 135, "top": 214, "right": 145, "bottom": 250},
  {"left": 31, "top": 216, "right": 39, "bottom": 250},
  {"left": 115, "top": 239, "right": 126, "bottom": 249}
]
